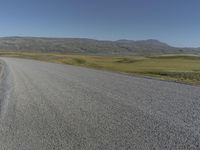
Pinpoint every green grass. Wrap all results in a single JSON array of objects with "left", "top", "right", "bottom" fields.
[{"left": 0, "top": 51, "right": 200, "bottom": 85}]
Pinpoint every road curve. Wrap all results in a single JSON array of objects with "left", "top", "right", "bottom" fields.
[{"left": 0, "top": 58, "right": 200, "bottom": 150}]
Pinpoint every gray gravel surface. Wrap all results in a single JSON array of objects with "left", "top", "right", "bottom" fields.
[{"left": 0, "top": 58, "right": 200, "bottom": 150}]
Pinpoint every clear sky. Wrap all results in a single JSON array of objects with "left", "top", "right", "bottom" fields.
[{"left": 0, "top": 0, "right": 199, "bottom": 47}]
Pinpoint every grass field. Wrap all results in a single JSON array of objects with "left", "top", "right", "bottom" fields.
[{"left": 0, "top": 52, "right": 200, "bottom": 85}]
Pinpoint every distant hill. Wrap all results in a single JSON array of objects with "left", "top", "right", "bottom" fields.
[{"left": 0, "top": 37, "right": 198, "bottom": 55}]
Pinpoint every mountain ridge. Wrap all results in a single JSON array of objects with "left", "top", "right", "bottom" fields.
[{"left": 0, "top": 36, "right": 198, "bottom": 55}]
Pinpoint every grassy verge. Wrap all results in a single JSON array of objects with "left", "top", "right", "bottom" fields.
[{"left": 0, "top": 52, "right": 200, "bottom": 85}]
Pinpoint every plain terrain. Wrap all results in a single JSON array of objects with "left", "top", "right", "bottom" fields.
[
  {"left": 0, "top": 52, "right": 200, "bottom": 84},
  {"left": 0, "top": 37, "right": 199, "bottom": 149},
  {"left": 0, "top": 58, "right": 199, "bottom": 149},
  {"left": 0, "top": 36, "right": 199, "bottom": 85}
]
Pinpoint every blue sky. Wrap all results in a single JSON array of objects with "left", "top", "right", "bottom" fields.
[{"left": 0, "top": 0, "right": 199, "bottom": 47}]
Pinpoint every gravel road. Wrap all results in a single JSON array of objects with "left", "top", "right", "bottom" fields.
[{"left": 0, "top": 58, "right": 200, "bottom": 150}]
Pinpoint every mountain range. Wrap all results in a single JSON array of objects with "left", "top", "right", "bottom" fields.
[{"left": 0, "top": 37, "right": 199, "bottom": 55}]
